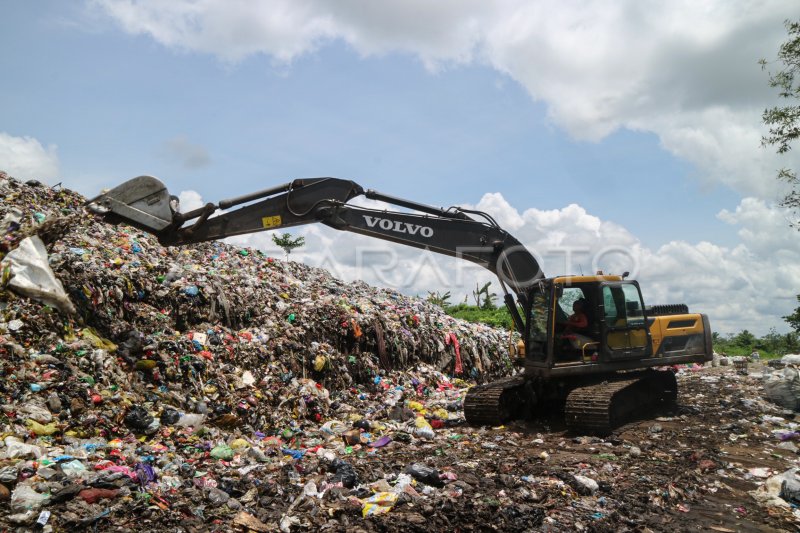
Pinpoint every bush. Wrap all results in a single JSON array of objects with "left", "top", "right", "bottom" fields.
[{"left": 445, "top": 304, "right": 513, "bottom": 329}]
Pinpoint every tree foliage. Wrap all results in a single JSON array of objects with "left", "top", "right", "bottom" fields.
[
  {"left": 472, "top": 282, "right": 497, "bottom": 310},
  {"left": 785, "top": 295, "right": 800, "bottom": 333},
  {"left": 713, "top": 327, "right": 799, "bottom": 358},
  {"left": 761, "top": 19, "right": 800, "bottom": 222},
  {"left": 271, "top": 232, "right": 305, "bottom": 260},
  {"left": 732, "top": 329, "right": 756, "bottom": 348}
]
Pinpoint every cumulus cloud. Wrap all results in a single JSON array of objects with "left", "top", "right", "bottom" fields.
[
  {"left": 177, "top": 189, "right": 206, "bottom": 211},
  {"left": 93, "top": 0, "right": 798, "bottom": 198},
  {"left": 159, "top": 135, "right": 212, "bottom": 169},
  {"left": 180, "top": 188, "right": 800, "bottom": 335},
  {"left": 0, "top": 132, "right": 60, "bottom": 182}
]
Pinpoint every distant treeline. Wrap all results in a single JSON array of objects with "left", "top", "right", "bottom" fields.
[{"left": 712, "top": 329, "right": 799, "bottom": 359}]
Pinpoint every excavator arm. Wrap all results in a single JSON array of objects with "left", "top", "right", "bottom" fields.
[{"left": 87, "top": 175, "right": 544, "bottom": 334}]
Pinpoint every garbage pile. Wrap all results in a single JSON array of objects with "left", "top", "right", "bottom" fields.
[
  {"left": 2, "top": 172, "right": 800, "bottom": 532},
  {"left": 0, "top": 173, "right": 520, "bottom": 530}
]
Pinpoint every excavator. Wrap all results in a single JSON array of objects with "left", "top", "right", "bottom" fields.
[{"left": 87, "top": 175, "right": 713, "bottom": 434}]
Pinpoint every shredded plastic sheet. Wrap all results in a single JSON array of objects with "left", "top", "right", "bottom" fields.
[{"left": 2, "top": 235, "right": 76, "bottom": 314}]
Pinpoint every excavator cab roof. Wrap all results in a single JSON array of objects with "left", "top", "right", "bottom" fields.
[{"left": 550, "top": 275, "right": 624, "bottom": 284}]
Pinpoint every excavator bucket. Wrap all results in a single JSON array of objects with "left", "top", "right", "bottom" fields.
[{"left": 86, "top": 175, "right": 176, "bottom": 232}]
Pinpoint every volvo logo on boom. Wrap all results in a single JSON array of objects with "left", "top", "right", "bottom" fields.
[{"left": 362, "top": 215, "right": 434, "bottom": 238}]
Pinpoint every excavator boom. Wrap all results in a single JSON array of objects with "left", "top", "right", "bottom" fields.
[{"left": 88, "top": 175, "right": 544, "bottom": 333}]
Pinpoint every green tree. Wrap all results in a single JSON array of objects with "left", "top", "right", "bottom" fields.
[
  {"left": 785, "top": 295, "right": 800, "bottom": 333},
  {"left": 472, "top": 281, "right": 497, "bottom": 310},
  {"left": 758, "top": 326, "right": 784, "bottom": 353},
  {"left": 785, "top": 332, "right": 800, "bottom": 353},
  {"left": 426, "top": 290, "right": 452, "bottom": 308},
  {"left": 761, "top": 19, "right": 800, "bottom": 222},
  {"left": 733, "top": 329, "right": 756, "bottom": 348},
  {"left": 271, "top": 232, "right": 305, "bottom": 260}
]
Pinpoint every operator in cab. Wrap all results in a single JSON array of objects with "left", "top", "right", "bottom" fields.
[
  {"left": 565, "top": 299, "right": 588, "bottom": 333},
  {"left": 561, "top": 299, "right": 594, "bottom": 352}
]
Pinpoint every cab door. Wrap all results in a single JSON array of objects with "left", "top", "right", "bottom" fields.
[{"left": 599, "top": 282, "right": 652, "bottom": 361}]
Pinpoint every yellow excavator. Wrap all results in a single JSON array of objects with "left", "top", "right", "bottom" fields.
[{"left": 88, "top": 176, "right": 712, "bottom": 434}]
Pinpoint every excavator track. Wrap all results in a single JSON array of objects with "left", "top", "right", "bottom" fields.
[
  {"left": 463, "top": 375, "right": 528, "bottom": 426},
  {"left": 564, "top": 370, "right": 677, "bottom": 435}
]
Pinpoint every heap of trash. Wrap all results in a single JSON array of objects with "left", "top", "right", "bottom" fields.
[{"left": 0, "top": 173, "right": 520, "bottom": 530}]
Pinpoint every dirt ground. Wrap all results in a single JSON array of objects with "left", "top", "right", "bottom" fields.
[{"left": 335, "top": 365, "right": 800, "bottom": 533}]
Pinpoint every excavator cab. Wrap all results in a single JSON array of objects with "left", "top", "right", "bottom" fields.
[
  {"left": 522, "top": 275, "right": 709, "bottom": 375},
  {"left": 526, "top": 275, "right": 653, "bottom": 366}
]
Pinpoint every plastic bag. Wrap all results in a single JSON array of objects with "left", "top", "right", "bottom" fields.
[
  {"left": 124, "top": 406, "right": 155, "bottom": 431},
  {"left": 176, "top": 413, "right": 206, "bottom": 428},
  {"left": 764, "top": 368, "right": 800, "bottom": 411},
  {"left": 160, "top": 408, "right": 181, "bottom": 425},
  {"left": 10, "top": 483, "right": 49, "bottom": 511},
  {"left": 3, "top": 437, "right": 42, "bottom": 459},
  {"left": 405, "top": 463, "right": 443, "bottom": 487},
  {"left": 330, "top": 459, "right": 358, "bottom": 488},
  {"left": 780, "top": 468, "right": 800, "bottom": 504},
  {"left": 1, "top": 235, "right": 76, "bottom": 314},
  {"left": 782, "top": 354, "right": 800, "bottom": 366},
  {"left": 211, "top": 444, "right": 234, "bottom": 460}
]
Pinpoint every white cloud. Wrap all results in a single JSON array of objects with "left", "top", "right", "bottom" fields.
[
  {"left": 92, "top": 0, "right": 798, "bottom": 198},
  {"left": 178, "top": 189, "right": 205, "bottom": 212},
  {"left": 179, "top": 188, "right": 800, "bottom": 335},
  {"left": 0, "top": 132, "right": 60, "bottom": 182}
]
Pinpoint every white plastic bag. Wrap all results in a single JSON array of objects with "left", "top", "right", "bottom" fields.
[
  {"left": 764, "top": 367, "right": 800, "bottom": 411},
  {"left": 10, "top": 483, "right": 49, "bottom": 511},
  {"left": 782, "top": 354, "right": 800, "bottom": 366},
  {"left": 3, "top": 437, "right": 42, "bottom": 459},
  {"left": 2, "top": 236, "right": 76, "bottom": 314}
]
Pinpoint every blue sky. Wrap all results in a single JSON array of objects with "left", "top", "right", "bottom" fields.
[{"left": 1, "top": 1, "right": 798, "bottom": 334}]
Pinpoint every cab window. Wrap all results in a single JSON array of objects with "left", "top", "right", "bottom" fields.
[
  {"left": 602, "top": 284, "right": 645, "bottom": 327},
  {"left": 557, "top": 287, "right": 585, "bottom": 321}
]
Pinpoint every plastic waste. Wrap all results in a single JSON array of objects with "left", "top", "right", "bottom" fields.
[
  {"left": 764, "top": 367, "right": 800, "bottom": 410},
  {"left": 573, "top": 474, "right": 599, "bottom": 495},
  {"left": 207, "top": 487, "right": 230, "bottom": 506},
  {"left": 124, "top": 406, "right": 155, "bottom": 431},
  {"left": 361, "top": 491, "right": 399, "bottom": 517},
  {"left": 1, "top": 235, "right": 76, "bottom": 313},
  {"left": 3, "top": 437, "right": 42, "bottom": 459},
  {"left": 405, "top": 463, "right": 444, "bottom": 487},
  {"left": 78, "top": 488, "right": 120, "bottom": 504},
  {"left": 176, "top": 413, "right": 205, "bottom": 428},
  {"left": 780, "top": 468, "right": 800, "bottom": 504},
  {"left": 10, "top": 483, "right": 49, "bottom": 511},
  {"left": 330, "top": 459, "right": 358, "bottom": 488},
  {"left": 61, "top": 459, "right": 88, "bottom": 477},
  {"left": 342, "top": 428, "right": 362, "bottom": 446},
  {"left": 160, "top": 408, "right": 181, "bottom": 425},
  {"left": 25, "top": 419, "right": 58, "bottom": 436},
  {"left": 210, "top": 444, "right": 234, "bottom": 460},
  {"left": 369, "top": 435, "right": 392, "bottom": 448},
  {"left": 414, "top": 421, "right": 435, "bottom": 440},
  {"left": 782, "top": 354, "right": 800, "bottom": 365},
  {"left": 36, "top": 510, "right": 50, "bottom": 526}
]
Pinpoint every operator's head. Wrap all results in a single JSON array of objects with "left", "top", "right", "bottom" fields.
[{"left": 573, "top": 300, "right": 585, "bottom": 312}]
